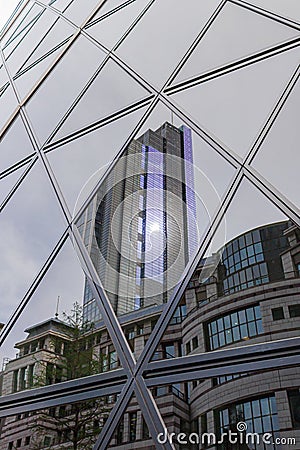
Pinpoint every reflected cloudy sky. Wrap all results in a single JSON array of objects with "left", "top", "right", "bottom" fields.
[
  {"left": 0, "top": 0, "right": 20, "bottom": 30},
  {"left": 0, "top": 0, "right": 299, "bottom": 361}
]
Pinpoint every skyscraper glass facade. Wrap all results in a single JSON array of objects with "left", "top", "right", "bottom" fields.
[{"left": 81, "top": 122, "right": 198, "bottom": 320}]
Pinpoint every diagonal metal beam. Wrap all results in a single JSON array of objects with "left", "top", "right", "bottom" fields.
[{"left": 230, "top": 0, "right": 300, "bottom": 30}]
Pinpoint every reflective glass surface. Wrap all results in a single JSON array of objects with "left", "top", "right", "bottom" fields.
[{"left": 0, "top": 2, "right": 299, "bottom": 449}]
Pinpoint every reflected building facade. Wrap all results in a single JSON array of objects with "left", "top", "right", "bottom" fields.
[
  {"left": 1, "top": 220, "right": 300, "bottom": 450},
  {"left": 218, "top": 222, "right": 289, "bottom": 297},
  {"left": 79, "top": 122, "right": 198, "bottom": 321}
]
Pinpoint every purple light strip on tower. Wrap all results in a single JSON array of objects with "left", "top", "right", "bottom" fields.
[{"left": 181, "top": 125, "right": 198, "bottom": 259}]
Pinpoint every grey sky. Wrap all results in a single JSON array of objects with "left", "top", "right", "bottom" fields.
[
  {"left": 0, "top": 0, "right": 299, "bottom": 362},
  {"left": 0, "top": 0, "right": 20, "bottom": 30}
]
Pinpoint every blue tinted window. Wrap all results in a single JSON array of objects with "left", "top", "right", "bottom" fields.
[{"left": 207, "top": 306, "right": 263, "bottom": 350}]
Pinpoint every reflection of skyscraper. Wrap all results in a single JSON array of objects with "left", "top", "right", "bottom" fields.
[{"left": 79, "top": 122, "right": 197, "bottom": 321}]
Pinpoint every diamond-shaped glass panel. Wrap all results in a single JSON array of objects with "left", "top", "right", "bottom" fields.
[
  {"left": 46, "top": 103, "right": 148, "bottom": 212},
  {"left": 13, "top": 18, "right": 75, "bottom": 100},
  {"left": 85, "top": 0, "right": 150, "bottom": 50}
]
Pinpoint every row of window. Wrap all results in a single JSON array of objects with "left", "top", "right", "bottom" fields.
[
  {"left": 197, "top": 390, "right": 299, "bottom": 449},
  {"left": 8, "top": 436, "right": 30, "bottom": 449},
  {"left": 272, "top": 304, "right": 300, "bottom": 320},
  {"left": 185, "top": 336, "right": 199, "bottom": 355},
  {"left": 170, "top": 303, "right": 187, "bottom": 324},
  {"left": 221, "top": 227, "right": 287, "bottom": 262},
  {"left": 206, "top": 305, "right": 263, "bottom": 351},
  {"left": 212, "top": 372, "right": 249, "bottom": 386},
  {"left": 220, "top": 223, "right": 289, "bottom": 296},
  {"left": 18, "top": 337, "right": 45, "bottom": 357},
  {"left": 116, "top": 413, "right": 150, "bottom": 444},
  {"left": 222, "top": 230, "right": 263, "bottom": 260},
  {"left": 13, "top": 347, "right": 119, "bottom": 393},
  {"left": 185, "top": 301, "right": 299, "bottom": 355},
  {"left": 222, "top": 241, "right": 264, "bottom": 274},
  {"left": 216, "top": 395, "right": 279, "bottom": 449},
  {"left": 124, "top": 323, "right": 144, "bottom": 340},
  {"left": 152, "top": 384, "right": 186, "bottom": 401},
  {"left": 12, "top": 364, "right": 35, "bottom": 392},
  {"left": 222, "top": 261, "right": 269, "bottom": 295}
]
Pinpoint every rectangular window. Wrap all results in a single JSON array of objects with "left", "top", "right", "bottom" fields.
[
  {"left": 288, "top": 389, "right": 300, "bottom": 428},
  {"left": 23, "top": 344, "right": 30, "bottom": 355},
  {"left": 142, "top": 417, "right": 149, "bottom": 439},
  {"left": 46, "top": 363, "right": 54, "bottom": 385},
  {"left": 272, "top": 307, "right": 284, "bottom": 321},
  {"left": 27, "top": 364, "right": 34, "bottom": 388},
  {"left": 137, "top": 324, "right": 144, "bottom": 335},
  {"left": 192, "top": 336, "right": 198, "bottom": 350},
  {"left": 43, "top": 436, "right": 52, "bottom": 446},
  {"left": 163, "top": 343, "right": 175, "bottom": 359},
  {"left": 201, "top": 413, "right": 207, "bottom": 434},
  {"left": 109, "top": 349, "right": 118, "bottom": 370},
  {"left": 129, "top": 412, "right": 137, "bottom": 442},
  {"left": 126, "top": 328, "right": 135, "bottom": 340},
  {"left": 30, "top": 341, "right": 38, "bottom": 352},
  {"left": 19, "top": 367, "right": 26, "bottom": 390},
  {"left": 186, "top": 341, "right": 191, "bottom": 355},
  {"left": 134, "top": 295, "right": 141, "bottom": 310},
  {"left": 116, "top": 418, "right": 124, "bottom": 445},
  {"left": 138, "top": 217, "right": 143, "bottom": 234},
  {"left": 12, "top": 370, "right": 18, "bottom": 393},
  {"left": 289, "top": 304, "right": 300, "bottom": 318}
]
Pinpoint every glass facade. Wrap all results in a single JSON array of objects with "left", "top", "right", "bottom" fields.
[
  {"left": 206, "top": 305, "right": 263, "bottom": 350},
  {"left": 215, "top": 395, "right": 279, "bottom": 449},
  {"left": 219, "top": 223, "right": 289, "bottom": 295},
  {"left": 0, "top": 1, "right": 299, "bottom": 450}
]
